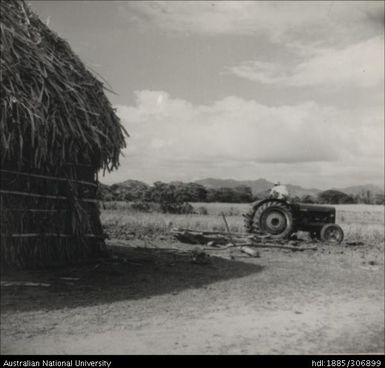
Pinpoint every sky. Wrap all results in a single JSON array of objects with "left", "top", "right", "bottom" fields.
[{"left": 30, "top": 1, "right": 384, "bottom": 189}]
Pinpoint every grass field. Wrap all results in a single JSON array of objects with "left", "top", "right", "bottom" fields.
[{"left": 101, "top": 202, "right": 384, "bottom": 245}]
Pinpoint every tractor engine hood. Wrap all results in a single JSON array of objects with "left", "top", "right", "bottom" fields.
[{"left": 297, "top": 204, "right": 336, "bottom": 213}]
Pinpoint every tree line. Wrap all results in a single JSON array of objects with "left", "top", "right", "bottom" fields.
[
  {"left": 98, "top": 181, "right": 384, "bottom": 205},
  {"left": 98, "top": 181, "right": 254, "bottom": 203},
  {"left": 301, "top": 189, "right": 384, "bottom": 205}
]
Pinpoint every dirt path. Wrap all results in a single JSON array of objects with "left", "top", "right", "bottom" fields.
[
  {"left": 4, "top": 298, "right": 382, "bottom": 354},
  {"left": 1, "top": 243, "right": 384, "bottom": 354}
]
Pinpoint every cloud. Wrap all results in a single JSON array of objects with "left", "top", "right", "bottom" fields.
[
  {"left": 118, "top": 91, "right": 339, "bottom": 163},
  {"left": 227, "top": 36, "right": 384, "bottom": 87},
  {"left": 123, "top": 1, "right": 383, "bottom": 44},
  {"left": 105, "top": 90, "right": 383, "bottom": 186}
]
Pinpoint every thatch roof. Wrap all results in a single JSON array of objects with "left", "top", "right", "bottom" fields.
[{"left": 0, "top": 0, "right": 127, "bottom": 172}]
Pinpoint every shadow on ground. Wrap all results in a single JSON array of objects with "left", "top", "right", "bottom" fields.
[{"left": 1, "top": 244, "right": 263, "bottom": 312}]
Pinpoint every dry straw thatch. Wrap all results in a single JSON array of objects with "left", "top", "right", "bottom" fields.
[
  {"left": 0, "top": 0, "right": 127, "bottom": 268},
  {"left": 1, "top": 0, "right": 126, "bottom": 170}
]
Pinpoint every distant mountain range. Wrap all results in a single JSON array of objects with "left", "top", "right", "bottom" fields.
[{"left": 194, "top": 178, "right": 384, "bottom": 198}]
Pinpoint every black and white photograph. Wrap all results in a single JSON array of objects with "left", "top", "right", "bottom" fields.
[{"left": 0, "top": 0, "right": 384, "bottom": 358}]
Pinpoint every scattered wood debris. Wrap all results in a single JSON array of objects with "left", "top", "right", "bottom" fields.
[
  {"left": 346, "top": 241, "right": 365, "bottom": 246},
  {"left": 240, "top": 246, "right": 260, "bottom": 258},
  {"left": 170, "top": 227, "right": 318, "bottom": 254}
]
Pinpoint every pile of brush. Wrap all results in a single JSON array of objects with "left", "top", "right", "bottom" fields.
[{"left": 171, "top": 228, "right": 317, "bottom": 254}]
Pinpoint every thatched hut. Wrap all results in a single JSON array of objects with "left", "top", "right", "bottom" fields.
[{"left": 0, "top": 0, "right": 127, "bottom": 268}]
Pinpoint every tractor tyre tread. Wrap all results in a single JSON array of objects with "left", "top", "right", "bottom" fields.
[{"left": 244, "top": 200, "right": 294, "bottom": 239}]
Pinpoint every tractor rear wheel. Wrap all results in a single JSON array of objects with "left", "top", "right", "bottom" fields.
[{"left": 244, "top": 200, "right": 294, "bottom": 239}]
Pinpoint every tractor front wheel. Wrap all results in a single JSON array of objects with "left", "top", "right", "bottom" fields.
[{"left": 320, "top": 224, "right": 344, "bottom": 244}]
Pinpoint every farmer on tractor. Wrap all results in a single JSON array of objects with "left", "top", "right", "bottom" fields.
[{"left": 268, "top": 182, "right": 290, "bottom": 201}]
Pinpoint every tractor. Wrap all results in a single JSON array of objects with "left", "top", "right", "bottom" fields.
[{"left": 243, "top": 198, "right": 344, "bottom": 243}]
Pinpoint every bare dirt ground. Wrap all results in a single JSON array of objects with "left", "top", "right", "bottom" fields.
[{"left": 1, "top": 240, "right": 384, "bottom": 355}]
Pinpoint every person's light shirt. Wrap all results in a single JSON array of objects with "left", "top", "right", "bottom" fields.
[{"left": 269, "top": 185, "right": 289, "bottom": 200}]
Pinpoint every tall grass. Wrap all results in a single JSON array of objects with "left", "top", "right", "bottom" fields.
[{"left": 101, "top": 210, "right": 245, "bottom": 240}]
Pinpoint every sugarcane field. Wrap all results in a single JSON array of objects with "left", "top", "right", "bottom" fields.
[{"left": 1, "top": 0, "right": 384, "bottom": 360}]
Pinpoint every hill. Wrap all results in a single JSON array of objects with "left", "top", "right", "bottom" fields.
[
  {"left": 195, "top": 178, "right": 320, "bottom": 197},
  {"left": 335, "top": 184, "right": 384, "bottom": 196}
]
